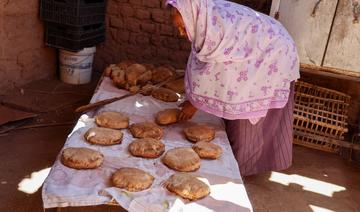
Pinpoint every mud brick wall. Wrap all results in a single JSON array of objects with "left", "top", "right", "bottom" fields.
[
  {"left": 0, "top": 0, "right": 56, "bottom": 93},
  {"left": 94, "top": 0, "right": 271, "bottom": 71}
]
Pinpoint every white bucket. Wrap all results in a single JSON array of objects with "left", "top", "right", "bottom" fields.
[{"left": 59, "top": 47, "right": 96, "bottom": 84}]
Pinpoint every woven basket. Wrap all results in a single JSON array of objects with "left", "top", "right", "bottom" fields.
[{"left": 293, "top": 81, "right": 351, "bottom": 153}]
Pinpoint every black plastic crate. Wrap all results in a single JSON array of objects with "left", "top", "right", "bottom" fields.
[
  {"left": 40, "top": 0, "right": 106, "bottom": 26},
  {"left": 45, "top": 33, "right": 105, "bottom": 51},
  {"left": 44, "top": 0, "right": 106, "bottom": 7},
  {"left": 46, "top": 22, "right": 105, "bottom": 40}
]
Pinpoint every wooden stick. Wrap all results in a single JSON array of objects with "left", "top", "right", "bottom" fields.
[
  {"left": 0, "top": 122, "right": 75, "bottom": 135},
  {"left": 74, "top": 93, "right": 134, "bottom": 113}
]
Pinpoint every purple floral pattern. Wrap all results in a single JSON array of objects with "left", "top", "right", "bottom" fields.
[
  {"left": 237, "top": 70, "right": 248, "bottom": 82},
  {"left": 268, "top": 62, "right": 278, "bottom": 75}
]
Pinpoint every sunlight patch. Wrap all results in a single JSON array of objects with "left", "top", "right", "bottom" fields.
[
  {"left": 18, "top": 168, "right": 51, "bottom": 194},
  {"left": 309, "top": 204, "right": 335, "bottom": 212},
  {"left": 269, "top": 172, "right": 346, "bottom": 197}
]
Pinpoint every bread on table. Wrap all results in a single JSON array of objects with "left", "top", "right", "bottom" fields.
[
  {"left": 84, "top": 127, "right": 123, "bottom": 146},
  {"left": 128, "top": 138, "right": 165, "bottom": 158},
  {"left": 95, "top": 111, "right": 129, "bottom": 129},
  {"left": 155, "top": 108, "right": 180, "bottom": 125},
  {"left": 129, "top": 122, "right": 164, "bottom": 140},
  {"left": 151, "top": 87, "right": 179, "bottom": 102},
  {"left": 61, "top": 147, "right": 104, "bottom": 169},
  {"left": 112, "top": 167, "right": 154, "bottom": 192},
  {"left": 165, "top": 173, "right": 210, "bottom": 200},
  {"left": 184, "top": 125, "right": 215, "bottom": 143},
  {"left": 162, "top": 147, "right": 201, "bottom": 172},
  {"left": 192, "top": 141, "right": 222, "bottom": 159}
]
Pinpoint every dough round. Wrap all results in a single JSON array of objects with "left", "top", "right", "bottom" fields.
[
  {"left": 61, "top": 147, "right": 103, "bottom": 169},
  {"left": 95, "top": 111, "right": 129, "bottom": 129},
  {"left": 140, "top": 84, "right": 155, "bottom": 96},
  {"left": 151, "top": 88, "right": 179, "bottom": 102},
  {"left": 166, "top": 173, "right": 210, "bottom": 200},
  {"left": 184, "top": 125, "right": 215, "bottom": 143},
  {"left": 126, "top": 64, "right": 152, "bottom": 86},
  {"left": 143, "top": 63, "right": 155, "bottom": 72},
  {"left": 164, "top": 78, "right": 185, "bottom": 94},
  {"left": 129, "top": 138, "right": 165, "bottom": 158},
  {"left": 155, "top": 108, "right": 180, "bottom": 125},
  {"left": 151, "top": 66, "right": 175, "bottom": 84},
  {"left": 192, "top": 141, "right": 222, "bottom": 159},
  {"left": 130, "top": 122, "right": 164, "bottom": 140},
  {"left": 112, "top": 167, "right": 154, "bottom": 192},
  {"left": 117, "top": 60, "right": 135, "bottom": 69},
  {"left": 162, "top": 147, "right": 200, "bottom": 172},
  {"left": 84, "top": 127, "right": 123, "bottom": 146}
]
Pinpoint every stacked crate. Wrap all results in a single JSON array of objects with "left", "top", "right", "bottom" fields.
[
  {"left": 40, "top": 0, "right": 106, "bottom": 51},
  {"left": 293, "top": 81, "right": 351, "bottom": 154}
]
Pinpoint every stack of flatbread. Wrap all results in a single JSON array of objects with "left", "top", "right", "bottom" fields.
[{"left": 104, "top": 60, "right": 184, "bottom": 102}]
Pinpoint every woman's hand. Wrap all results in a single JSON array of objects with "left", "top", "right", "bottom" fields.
[{"left": 178, "top": 101, "right": 197, "bottom": 121}]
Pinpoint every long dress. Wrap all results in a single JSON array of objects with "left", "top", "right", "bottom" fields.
[{"left": 225, "top": 82, "right": 295, "bottom": 176}]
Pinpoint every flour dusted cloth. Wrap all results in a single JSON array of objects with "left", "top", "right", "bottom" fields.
[
  {"left": 42, "top": 77, "right": 253, "bottom": 212},
  {"left": 167, "top": 0, "right": 300, "bottom": 121}
]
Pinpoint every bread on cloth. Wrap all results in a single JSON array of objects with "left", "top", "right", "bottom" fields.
[
  {"left": 84, "top": 127, "right": 123, "bottom": 146},
  {"left": 126, "top": 64, "right": 152, "bottom": 86},
  {"left": 151, "top": 66, "right": 175, "bottom": 84},
  {"left": 128, "top": 138, "right": 165, "bottom": 158},
  {"left": 117, "top": 60, "right": 135, "bottom": 70},
  {"left": 162, "top": 147, "right": 200, "bottom": 172},
  {"left": 110, "top": 66, "right": 127, "bottom": 88},
  {"left": 192, "top": 141, "right": 222, "bottom": 159},
  {"left": 155, "top": 108, "right": 180, "bottom": 125},
  {"left": 140, "top": 84, "right": 156, "bottom": 96},
  {"left": 112, "top": 167, "right": 154, "bottom": 192},
  {"left": 165, "top": 173, "right": 210, "bottom": 200},
  {"left": 95, "top": 111, "right": 129, "bottom": 129},
  {"left": 129, "top": 122, "right": 163, "bottom": 140},
  {"left": 151, "top": 87, "right": 179, "bottom": 102},
  {"left": 61, "top": 147, "right": 103, "bottom": 169},
  {"left": 184, "top": 124, "right": 215, "bottom": 143},
  {"left": 164, "top": 78, "right": 185, "bottom": 94}
]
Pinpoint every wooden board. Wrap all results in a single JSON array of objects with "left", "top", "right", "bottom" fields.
[
  {"left": 277, "top": 0, "right": 338, "bottom": 66},
  {"left": 323, "top": 0, "right": 360, "bottom": 73}
]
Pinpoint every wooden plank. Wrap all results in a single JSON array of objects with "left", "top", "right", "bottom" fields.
[
  {"left": 269, "top": 0, "right": 281, "bottom": 17},
  {"left": 301, "top": 63, "right": 360, "bottom": 81},
  {"left": 323, "top": 0, "right": 360, "bottom": 73},
  {"left": 277, "top": 0, "right": 338, "bottom": 66}
]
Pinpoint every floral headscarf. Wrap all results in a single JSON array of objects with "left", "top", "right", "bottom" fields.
[{"left": 167, "top": 0, "right": 300, "bottom": 123}]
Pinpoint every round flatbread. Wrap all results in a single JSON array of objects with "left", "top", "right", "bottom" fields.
[
  {"left": 117, "top": 60, "right": 135, "bottom": 69},
  {"left": 84, "top": 127, "right": 123, "bottom": 146},
  {"left": 140, "top": 84, "right": 155, "bottom": 96},
  {"left": 162, "top": 147, "right": 200, "bottom": 172},
  {"left": 151, "top": 87, "right": 179, "bottom": 102},
  {"left": 164, "top": 78, "right": 185, "bottom": 94},
  {"left": 129, "top": 138, "right": 165, "bottom": 158},
  {"left": 129, "top": 122, "right": 163, "bottom": 140},
  {"left": 155, "top": 108, "right": 180, "bottom": 125},
  {"left": 61, "top": 147, "right": 103, "bottom": 169},
  {"left": 112, "top": 167, "right": 154, "bottom": 192},
  {"left": 151, "top": 66, "right": 175, "bottom": 84},
  {"left": 95, "top": 111, "right": 129, "bottom": 129},
  {"left": 126, "top": 64, "right": 152, "bottom": 86},
  {"left": 192, "top": 141, "right": 222, "bottom": 159},
  {"left": 184, "top": 125, "right": 215, "bottom": 143},
  {"left": 166, "top": 173, "right": 210, "bottom": 200},
  {"left": 110, "top": 66, "right": 126, "bottom": 88}
]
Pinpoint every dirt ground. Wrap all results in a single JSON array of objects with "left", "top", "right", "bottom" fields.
[{"left": 0, "top": 75, "right": 359, "bottom": 212}]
